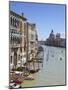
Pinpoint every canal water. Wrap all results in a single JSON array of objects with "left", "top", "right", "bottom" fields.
[{"left": 21, "top": 45, "right": 66, "bottom": 87}]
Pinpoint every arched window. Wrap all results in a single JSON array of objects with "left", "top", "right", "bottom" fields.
[
  {"left": 10, "top": 17, "right": 13, "bottom": 25},
  {"left": 10, "top": 56, "right": 12, "bottom": 63},
  {"left": 18, "top": 55, "right": 20, "bottom": 60},
  {"left": 13, "top": 18, "right": 15, "bottom": 26},
  {"left": 16, "top": 20, "right": 19, "bottom": 27},
  {"left": 15, "top": 19, "right": 17, "bottom": 27}
]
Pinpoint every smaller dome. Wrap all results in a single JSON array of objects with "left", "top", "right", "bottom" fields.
[{"left": 56, "top": 33, "right": 60, "bottom": 38}]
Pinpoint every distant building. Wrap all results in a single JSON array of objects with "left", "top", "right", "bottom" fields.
[
  {"left": 56, "top": 33, "right": 60, "bottom": 39},
  {"left": 38, "top": 41, "right": 45, "bottom": 45},
  {"left": 49, "top": 30, "right": 55, "bottom": 39},
  {"left": 45, "top": 30, "right": 66, "bottom": 48},
  {"left": 60, "top": 38, "right": 66, "bottom": 47}
]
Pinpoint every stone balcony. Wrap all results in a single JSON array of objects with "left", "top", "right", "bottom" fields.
[{"left": 10, "top": 43, "right": 21, "bottom": 48}]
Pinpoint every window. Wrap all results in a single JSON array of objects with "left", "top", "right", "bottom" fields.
[
  {"left": 10, "top": 17, "right": 13, "bottom": 25},
  {"left": 20, "top": 47, "right": 22, "bottom": 52},
  {"left": 15, "top": 19, "right": 17, "bottom": 27},
  {"left": 17, "top": 20, "right": 19, "bottom": 28},
  {"left": 14, "top": 18, "right": 16, "bottom": 27},
  {"left": 13, "top": 18, "right": 14, "bottom": 26},
  {"left": 10, "top": 56, "right": 12, "bottom": 63},
  {"left": 31, "top": 34, "right": 34, "bottom": 40},
  {"left": 18, "top": 55, "right": 20, "bottom": 60}
]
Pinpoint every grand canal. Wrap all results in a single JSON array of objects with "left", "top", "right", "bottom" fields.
[{"left": 21, "top": 45, "right": 66, "bottom": 87}]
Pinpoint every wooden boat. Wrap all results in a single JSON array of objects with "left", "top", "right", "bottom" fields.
[
  {"left": 13, "top": 77, "right": 24, "bottom": 84},
  {"left": 24, "top": 74, "right": 34, "bottom": 80},
  {"left": 10, "top": 72, "right": 24, "bottom": 84},
  {"left": 29, "top": 68, "right": 40, "bottom": 74}
]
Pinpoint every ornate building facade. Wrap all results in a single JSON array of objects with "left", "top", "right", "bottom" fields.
[
  {"left": 9, "top": 11, "right": 27, "bottom": 69},
  {"left": 9, "top": 11, "right": 38, "bottom": 70}
]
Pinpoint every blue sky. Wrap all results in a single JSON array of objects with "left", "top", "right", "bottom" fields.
[{"left": 10, "top": 2, "right": 65, "bottom": 40}]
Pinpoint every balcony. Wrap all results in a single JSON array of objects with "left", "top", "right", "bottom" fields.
[
  {"left": 10, "top": 43, "right": 21, "bottom": 48},
  {"left": 29, "top": 39, "right": 35, "bottom": 43}
]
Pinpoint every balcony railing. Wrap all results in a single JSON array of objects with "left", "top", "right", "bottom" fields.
[{"left": 10, "top": 43, "right": 21, "bottom": 48}]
